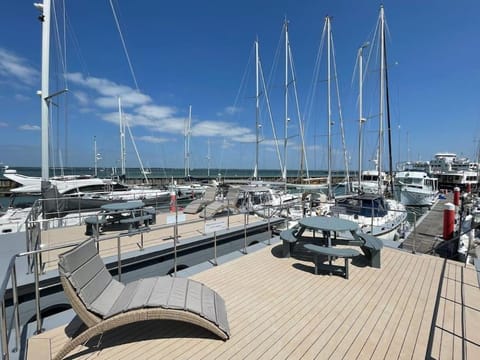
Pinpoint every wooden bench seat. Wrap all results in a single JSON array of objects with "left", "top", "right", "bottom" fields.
[
  {"left": 356, "top": 233, "right": 383, "bottom": 268},
  {"left": 119, "top": 214, "right": 153, "bottom": 232},
  {"left": 280, "top": 228, "right": 299, "bottom": 257},
  {"left": 304, "top": 244, "right": 360, "bottom": 279},
  {"left": 84, "top": 216, "right": 108, "bottom": 236}
]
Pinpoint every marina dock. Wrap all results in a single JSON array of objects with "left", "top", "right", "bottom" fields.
[
  {"left": 27, "top": 239, "right": 480, "bottom": 359},
  {"left": 402, "top": 193, "right": 454, "bottom": 255}
]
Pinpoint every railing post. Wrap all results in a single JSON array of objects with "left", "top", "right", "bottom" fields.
[
  {"left": 11, "top": 264, "right": 20, "bottom": 353},
  {"left": 213, "top": 231, "right": 218, "bottom": 266},
  {"left": 267, "top": 205, "right": 271, "bottom": 246},
  {"left": 33, "top": 252, "right": 43, "bottom": 334},
  {"left": 227, "top": 198, "right": 230, "bottom": 229},
  {"left": 412, "top": 212, "right": 417, "bottom": 254},
  {"left": 1, "top": 297, "right": 9, "bottom": 360},
  {"left": 117, "top": 236, "right": 122, "bottom": 281},
  {"left": 174, "top": 192, "right": 178, "bottom": 276},
  {"left": 173, "top": 226, "right": 178, "bottom": 277},
  {"left": 243, "top": 212, "right": 248, "bottom": 254},
  {"left": 203, "top": 206, "right": 207, "bottom": 234}
]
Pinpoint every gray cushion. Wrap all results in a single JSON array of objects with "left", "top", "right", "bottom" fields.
[
  {"left": 78, "top": 267, "right": 113, "bottom": 306},
  {"left": 167, "top": 277, "right": 188, "bottom": 309},
  {"left": 58, "top": 239, "right": 98, "bottom": 275},
  {"left": 128, "top": 278, "right": 157, "bottom": 309},
  {"left": 147, "top": 277, "right": 174, "bottom": 306},
  {"left": 201, "top": 286, "right": 216, "bottom": 324},
  {"left": 68, "top": 255, "right": 106, "bottom": 290},
  {"left": 215, "top": 292, "right": 230, "bottom": 334},
  {"left": 89, "top": 279, "right": 124, "bottom": 316},
  {"left": 185, "top": 280, "right": 203, "bottom": 315}
]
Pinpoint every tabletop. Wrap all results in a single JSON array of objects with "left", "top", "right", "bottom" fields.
[
  {"left": 299, "top": 216, "right": 359, "bottom": 232},
  {"left": 100, "top": 200, "right": 145, "bottom": 212}
]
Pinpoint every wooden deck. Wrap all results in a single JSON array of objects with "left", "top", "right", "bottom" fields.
[
  {"left": 28, "top": 243, "right": 480, "bottom": 359},
  {"left": 402, "top": 194, "right": 452, "bottom": 254}
]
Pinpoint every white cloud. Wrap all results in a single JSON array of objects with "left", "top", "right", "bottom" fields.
[
  {"left": 192, "top": 120, "right": 251, "bottom": 138},
  {"left": 136, "top": 135, "right": 170, "bottom": 144},
  {"left": 18, "top": 124, "right": 40, "bottom": 131},
  {"left": 67, "top": 72, "right": 151, "bottom": 109},
  {"left": 225, "top": 105, "right": 242, "bottom": 115},
  {"left": 0, "top": 122, "right": 8, "bottom": 127},
  {"left": 0, "top": 48, "right": 39, "bottom": 85},
  {"left": 72, "top": 90, "right": 89, "bottom": 105},
  {"left": 135, "top": 105, "right": 177, "bottom": 119},
  {"left": 67, "top": 72, "right": 257, "bottom": 145}
]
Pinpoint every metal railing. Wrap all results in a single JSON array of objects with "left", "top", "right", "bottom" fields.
[{"left": 0, "top": 200, "right": 291, "bottom": 359}]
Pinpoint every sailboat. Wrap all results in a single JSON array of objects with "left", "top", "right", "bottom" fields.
[
  {"left": 331, "top": 6, "right": 408, "bottom": 242},
  {"left": 0, "top": 0, "right": 172, "bottom": 233},
  {"left": 168, "top": 105, "right": 208, "bottom": 199}
]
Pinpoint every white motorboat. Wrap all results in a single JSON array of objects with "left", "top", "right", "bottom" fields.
[{"left": 394, "top": 170, "right": 438, "bottom": 207}]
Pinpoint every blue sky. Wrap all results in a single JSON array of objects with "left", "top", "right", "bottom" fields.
[{"left": 0, "top": 0, "right": 479, "bottom": 172}]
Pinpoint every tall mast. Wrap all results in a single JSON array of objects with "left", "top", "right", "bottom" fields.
[
  {"left": 358, "top": 42, "right": 369, "bottom": 193},
  {"left": 326, "top": 16, "right": 332, "bottom": 199},
  {"left": 37, "top": 0, "right": 51, "bottom": 182},
  {"left": 378, "top": 5, "right": 385, "bottom": 194},
  {"left": 283, "top": 19, "right": 289, "bottom": 190},
  {"left": 185, "top": 105, "right": 192, "bottom": 178},
  {"left": 118, "top": 97, "right": 126, "bottom": 178},
  {"left": 383, "top": 18, "right": 395, "bottom": 196},
  {"left": 255, "top": 39, "right": 260, "bottom": 181},
  {"left": 94, "top": 136, "right": 98, "bottom": 177},
  {"left": 207, "top": 138, "right": 211, "bottom": 177}
]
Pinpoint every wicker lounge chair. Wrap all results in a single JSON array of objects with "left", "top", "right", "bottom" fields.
[{"left": 55, "top": 239, "right": 230, "bottom": 360}]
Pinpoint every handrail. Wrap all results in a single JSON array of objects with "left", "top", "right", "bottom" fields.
[{"left": 0, "top": 200, "right": 288, "bottom": 359}]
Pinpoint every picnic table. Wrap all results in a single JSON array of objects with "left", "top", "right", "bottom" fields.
[
  {"left": 84, "top": 200, "right": 155, "bottom": 236},
  {"left": 279, "top": 216, "right": 383, "bottom": 278}
]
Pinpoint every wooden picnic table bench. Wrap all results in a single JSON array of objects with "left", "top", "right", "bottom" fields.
[
  {"left": 280, "top": 227, "right": 301, "bottom": 257},
  {"left": 329, "top": 233, "right": 383, "bottom": 268},
  {"left": 84, "top": 216, "right": 108, "bottom": 236},
  {"left": 304, "top": 244, "right": 360, "bottom": 279},
  {"left": 355, "top": 233, "right": 383, "bottom": 268},
  {"left": 119, "top": 214, "right": 153, "bottom": 233}
]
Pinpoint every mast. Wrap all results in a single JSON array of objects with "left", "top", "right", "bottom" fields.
[
  {"left": 378, "top": 5, "right": 385, "bottom": 194},
  {"left": 383, "top": 20, "right": 395, "bottom": 196},
  {"left": 184, "top": 105, "right": 192, "bottom": 178},
  {"left": 36, "top": 0, "right": 51, "bottom": 182},
  {"left": 94, "top": 136, "right": 98, "bottom": 177},
  {"left": 283, "top": 19, "right": 289, "bottom": 190},
  {"left": 118, "top": 97, "right": 126, "bottom": 179},
  {"left": 255, "top": 39, "right": 260, "bottom": 181},
  {"left": 207, "top": 138, "right": 211, "bottom": 177},
  {"left": 358, "top": 42, "right": 369, "bottom": 193},
  {"left": 326, "top": 16, "right": 332, "bottom": 199}
]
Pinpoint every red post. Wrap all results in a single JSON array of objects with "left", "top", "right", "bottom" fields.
[
  {"left": 466, "top": 183, "right": 471, "bottom": 193},
  {"left": 169, "top": 191, "right": 176, "bottom": 212},
  {"left": 443, "top": 202, "right": 455, "bottom": 240},
  {"left": 453, "top": 187, "right": 460, "bottom": 206}
]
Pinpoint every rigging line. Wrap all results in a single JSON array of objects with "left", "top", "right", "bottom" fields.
[
  {"left": 51, "top": 2, "right": 68, "bottom": 88},
  {"left": 330, "top": 34, "right": 350, "bottom": 184},
  {"left": 50, "top": 1, "right": 71, "bottom": 169},
  {"left": 259, "top": 58, "right": 284, "bottom": 173},
  {"left": 125, "top": 118, "right": 149, "bottom": 184},
  {"left": 303, "top": 20, "right": 327, "bottom": 133},
  {"left": 109, "top": 0, "right": 140, "bottom": 91},
  {"left": 265, "top": 22, "right": 285, "bottom": 93},
  {"left": 288, "top": 43, "right": 310, "bottom": 179},
  {"left": 233, "top": 42, "right": 254, "bottom": 111},
  {"left": 65, "top": 11, "right": 89, "bottom": 77}
]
